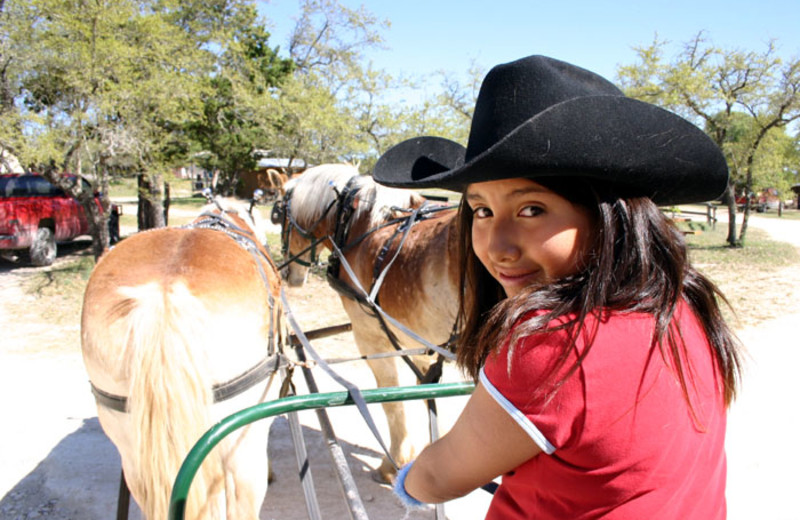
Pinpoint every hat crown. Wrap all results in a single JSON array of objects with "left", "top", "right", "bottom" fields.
[{"left": 467, "top": 55, "right": 624, "bottom": 160}]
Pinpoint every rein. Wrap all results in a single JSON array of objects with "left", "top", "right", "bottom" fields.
[{"left": 90, "top": 209, "right": 290, "bottom": 413}]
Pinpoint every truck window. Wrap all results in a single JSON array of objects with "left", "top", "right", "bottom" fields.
[{"left": 0, "top": 175, "right": 66, "bottom": 197}]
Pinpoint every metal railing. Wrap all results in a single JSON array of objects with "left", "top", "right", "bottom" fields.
[{"left": 167, "top": 382, "right": 475, "bottom": 520}]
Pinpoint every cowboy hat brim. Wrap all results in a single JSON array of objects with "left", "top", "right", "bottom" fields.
[{"left": 374, "top": 96, "right": 728, "bottom": 206}]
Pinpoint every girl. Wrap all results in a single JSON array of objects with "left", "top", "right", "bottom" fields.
[{"left": 372, "top": 55, "right": 742, "bottom": 519}]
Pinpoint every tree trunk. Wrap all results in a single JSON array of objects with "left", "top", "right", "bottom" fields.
[
  {"left": 725, "top": 184, "right": 738, "bottom": 247},
  {"left": 738, "top": 196, "right": 751, "bottom": 245},
  {"left": 40, "top": 168, "right": 109, "bottom": 260},
  {"left": 137, "top": 173, "right": 166, "bottom": 231},
  {"left": 164, "top": 182, "right": 170, "bottom": 226},
  {"left": 82, "top": 193, "right": 110, "bottom": 260}
]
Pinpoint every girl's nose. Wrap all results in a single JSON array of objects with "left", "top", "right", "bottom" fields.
[{"left": 487, "top": 222, "right": 521, "bottom": 264}]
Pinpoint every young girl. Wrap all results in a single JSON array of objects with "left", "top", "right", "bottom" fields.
[{"left": 372, "top": 55, "right": 742, "bottom": 519}]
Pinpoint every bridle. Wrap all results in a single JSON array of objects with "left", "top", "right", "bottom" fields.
[{"left": 273, "top": 176, "right": 363, "bottom": 271}]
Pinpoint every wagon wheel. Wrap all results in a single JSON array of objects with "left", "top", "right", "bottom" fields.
[{"left": 29, "top": 227, "right": 56, "bottom": 266}]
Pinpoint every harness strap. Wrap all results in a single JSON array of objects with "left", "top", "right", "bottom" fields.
[
  {"left": 280, "top": 288, "right": 399, "bottom": 469},
  {"left": 329, "top": 239, "right": 457, "bottom": 362},
  {"left": 90, "top": 353, "right": 291, "bottom": 413},
  {"left": 323, "top": 271, "right": 431, "bottom": 382},
  {"left": 368, "top": 204, "right": 421, "bottom": 303}
]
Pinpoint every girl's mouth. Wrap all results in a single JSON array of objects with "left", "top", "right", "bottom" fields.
[{"left": 496, "top": 270, "right": 540, "bottom": 294}]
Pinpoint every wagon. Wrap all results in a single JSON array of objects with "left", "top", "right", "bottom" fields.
[{"left": 168, "top": 381, "right": 476, "bottom": 520}]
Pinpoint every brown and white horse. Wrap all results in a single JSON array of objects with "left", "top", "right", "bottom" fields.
[
  {"left": 81, "top": 200, "right": 284, "bottom": 520},
  {"left": 275, "top": 163, "right": 460, "bottom": 481}
]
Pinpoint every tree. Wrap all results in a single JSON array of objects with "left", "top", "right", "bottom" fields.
[
  {"left": 277, "top": 0, "right": 482, "bottom": 172},
  {"left": 1, "top": 0, "right": 292, "bottom": 257},
  {"left": 1, "top": 0, "right": 214, "bottom": 256},
  {"left": 617, "top": 33, "right": 800, "bottom": 246},
  {"left": 722, "top": 112, "right": 798, "bottom": 206},
  {"left": 259, "top": 0, "right": 389, "bottom": 167},
  {"left": 386, "top": 60, "right": 485, "bottom": 153},
  {"left": 181, "top": 5, "right": 294, "bottom": 195}
]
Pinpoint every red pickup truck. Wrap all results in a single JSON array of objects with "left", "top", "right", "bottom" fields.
[{"left": 0, "top": 174, "right": 116, "bottom": 266}]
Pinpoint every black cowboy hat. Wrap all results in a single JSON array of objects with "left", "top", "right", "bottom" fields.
[{"left": 373, "top": 55, "right": 728, "bottom": 205}]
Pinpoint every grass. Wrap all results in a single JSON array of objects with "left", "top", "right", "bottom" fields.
[
  {"left": 684, "top": 224, "right": 800, "bottom": 269},
  {"left": 107, "top": 175, "right": 195, "bottom": 199}
]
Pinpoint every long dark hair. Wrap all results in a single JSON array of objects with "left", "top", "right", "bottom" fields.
[{"left": 456, "top": 177, "right": 742, "bottom": 407}]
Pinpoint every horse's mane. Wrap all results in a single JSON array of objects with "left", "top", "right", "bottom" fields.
[{"left": 286, "top": 163, "right": 425, "bottom": 230}]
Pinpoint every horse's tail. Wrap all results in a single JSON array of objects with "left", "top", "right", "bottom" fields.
[{"left": 121, "top": 281, "right": 223, "bottom": 520}]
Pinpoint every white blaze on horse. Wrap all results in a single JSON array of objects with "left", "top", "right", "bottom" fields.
[
  {"left": 275, "top": 163, "right": 460, "bottom": 481},
  {"left": 81, "top": 200, "right": 284, "bottom": 520}
]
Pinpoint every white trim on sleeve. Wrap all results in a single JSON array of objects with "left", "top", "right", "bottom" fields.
[{"left": 479, "top": 366, "right": 557, "bottom": 455}]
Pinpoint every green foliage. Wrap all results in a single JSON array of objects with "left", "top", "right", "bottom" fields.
[
  {"left": 617, "top": 33, "right": 800, "bottom": 245},
  {"left": 179, "top": 3, "right": 295, "bottom": 193},
  {"left": 2, "top": 0, "right": 477, "bottom": 185},
  {"left": 719, "top": 112, "right": 798, "bottom": 196}
]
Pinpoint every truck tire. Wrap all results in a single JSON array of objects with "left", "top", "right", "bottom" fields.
[{"left": 30, "top": 227, "right": 57, "bottom": 266}]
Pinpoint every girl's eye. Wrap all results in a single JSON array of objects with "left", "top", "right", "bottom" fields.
[
  {"left": 472, "top": 206, "right": 492, "bottom": 218},
  {"left": 519, "top": 205, "right": 544, "bottom": 217}
]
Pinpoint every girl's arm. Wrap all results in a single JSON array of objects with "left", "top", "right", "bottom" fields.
[{"left": 402, "top": 381, "right": 543, "bottom": 503}]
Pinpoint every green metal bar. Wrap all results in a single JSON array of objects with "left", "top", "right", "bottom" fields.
[{"left": 168, "top": 382, "right": 475, "bottom": 520}]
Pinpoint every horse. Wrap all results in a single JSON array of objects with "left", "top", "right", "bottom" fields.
[
  {"left": 273, "top": 163, "right": 460, "bottom": 482},
  {"left": 263, "top": 168, "right": 290, "bottom": 199},
  {"left": 81, "top": 199, "right": 285, "bottom": 520}
]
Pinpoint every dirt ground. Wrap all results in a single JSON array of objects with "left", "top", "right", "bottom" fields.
[{"left": 1, "top": 211, "right": 799, "bottom": 519}]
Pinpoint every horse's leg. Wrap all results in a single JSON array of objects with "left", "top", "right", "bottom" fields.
[
  {"left": 346, "top": 307, "right": 428, "bottom": 483},
  {"left": 222, "top": 419, "right": 273, "bottom": 519},
  {"left": 216, "top": 374, "right": 277, "bottom": 519}
]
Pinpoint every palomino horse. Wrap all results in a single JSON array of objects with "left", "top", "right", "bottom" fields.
[
  {"left": 274, "top": 163, "right": 459, "bottom": 481},
  {"left": 81, "top": 199, "right": 284, "bottom": 520}
]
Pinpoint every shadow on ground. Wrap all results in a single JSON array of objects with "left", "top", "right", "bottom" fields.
[{"left": 0, "top": 414, "right": 438, "bottom": 520}]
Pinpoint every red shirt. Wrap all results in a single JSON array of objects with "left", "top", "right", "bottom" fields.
[{"left": 481, "top": 302, "right": 727, "bottom": 519}]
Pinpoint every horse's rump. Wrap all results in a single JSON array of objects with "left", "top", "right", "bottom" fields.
[{"left": 81, "top": 218, "right": 280, "bottom": 519}]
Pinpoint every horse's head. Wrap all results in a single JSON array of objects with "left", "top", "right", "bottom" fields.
[{"left": 274, "top": 163, "right": 425, "bottom": 287}]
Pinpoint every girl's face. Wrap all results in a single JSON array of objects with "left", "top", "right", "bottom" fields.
[{"left": 465, "top": 177, "right": 595, "bottom": 298}]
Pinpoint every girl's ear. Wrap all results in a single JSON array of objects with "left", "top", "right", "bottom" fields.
[{"left": 351, "top": 196, "right": 359, "bottom": 209}]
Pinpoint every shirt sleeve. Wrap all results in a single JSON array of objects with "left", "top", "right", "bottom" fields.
[{"left": 481, "top": 327, "right": 586, "bottom": 454}]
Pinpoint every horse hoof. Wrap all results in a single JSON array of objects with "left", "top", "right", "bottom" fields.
[{"left": 370, "top": 468, "right": 393, "bottom": 486}]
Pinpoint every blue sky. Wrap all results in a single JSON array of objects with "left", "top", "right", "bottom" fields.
[{"left": 256, "top": 0, "right": 799, "bottom": 90}]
